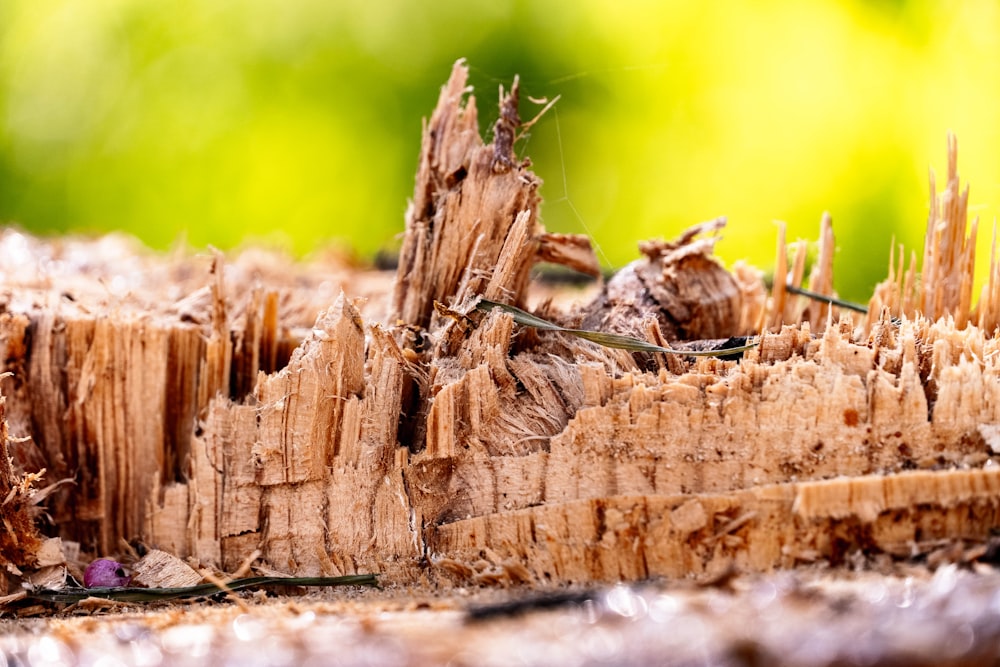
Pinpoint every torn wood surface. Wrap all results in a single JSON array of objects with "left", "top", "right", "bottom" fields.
[
  {"left": 0, "top": 62, "right": 998, "bottom": 612},
  {"left": 0, "top": 396, "right": 43, "bottom": 588}
]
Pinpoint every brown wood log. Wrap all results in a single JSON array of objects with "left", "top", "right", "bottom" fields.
[{"left": 0, "top": 62, "right": 998, "bottom": 603}]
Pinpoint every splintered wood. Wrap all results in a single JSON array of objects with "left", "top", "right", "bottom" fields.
[
  {"left": 0, "top": 397, "right": 43, "bottom": 577},
  {"left": 1, "top": 62, "right": 1000, "bottom": 590}
]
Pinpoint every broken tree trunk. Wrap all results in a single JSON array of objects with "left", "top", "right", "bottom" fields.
[{"left": 1, "top": 61, "right": 1000, "bottom": 591}]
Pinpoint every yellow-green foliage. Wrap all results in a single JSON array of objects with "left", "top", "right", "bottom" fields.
[{"left": 1, "top": 1, "right": 998, "bottom": 300}]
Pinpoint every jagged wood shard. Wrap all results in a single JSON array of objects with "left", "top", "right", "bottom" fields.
[{"left": 0, "top": 64, "right": 999, "bottom": 596}]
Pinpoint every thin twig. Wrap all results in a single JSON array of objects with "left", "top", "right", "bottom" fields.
[
  {"left": 26, "top": 574, "right": 379, "bottom": 604},
  {"left": 232, "top": 549, "right": 262, "bottom": 579},
  {"left": 784, "top": 284, "right": 868, "bottom": 314}
]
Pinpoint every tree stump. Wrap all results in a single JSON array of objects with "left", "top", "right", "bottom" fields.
[{"left": 1, "top": 62, "right": 1000, "bottom": 663}]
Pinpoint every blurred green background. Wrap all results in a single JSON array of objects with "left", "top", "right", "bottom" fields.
[{"left": 1, "top": 1, "right": 998, "bottom": 300}]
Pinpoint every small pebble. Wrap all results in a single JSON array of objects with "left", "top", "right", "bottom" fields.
[{"left": 84, "top": 559, "right": 131, "bottom": 588}]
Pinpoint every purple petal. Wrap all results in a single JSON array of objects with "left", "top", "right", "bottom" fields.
[{"left": 84, "top": 559, "right": 132, "bottom": 588}]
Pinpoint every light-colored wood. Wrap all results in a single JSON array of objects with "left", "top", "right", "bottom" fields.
[
  {"left": 869, "top": 132, "right": 983, "bottom": 330},
  {"left": 130, "top": 549, "right": 203, "bottom": 588},
  {"left": 428, "top": 467, "right": 1000, "bottom": 582},
  {"left": 1, "top": 61, "right": 999, "bottom": 594}
]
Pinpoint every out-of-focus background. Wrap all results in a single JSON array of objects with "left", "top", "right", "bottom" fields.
[{"left": 0, "top": 1, "right": 997, "bottom": 300}]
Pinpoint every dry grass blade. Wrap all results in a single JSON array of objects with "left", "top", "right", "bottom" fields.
[{"left": 476, "top": 299, "right": 757, "bottom": 357}]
